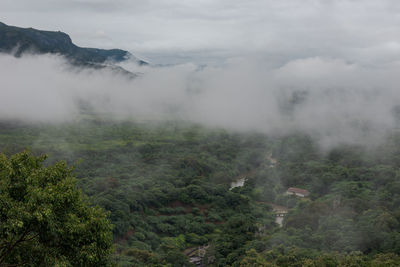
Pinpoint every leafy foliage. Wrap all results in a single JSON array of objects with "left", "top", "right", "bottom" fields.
[
  {"left": 2, "top": 119, "right": 400, "bottom": 266},
  {"left": 0, "top": 151, "right": 113, "bottom": 266}
]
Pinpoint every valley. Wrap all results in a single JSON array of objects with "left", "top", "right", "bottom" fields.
[{"left": 2, "top": 118, "right": 400, "bottom": 266}]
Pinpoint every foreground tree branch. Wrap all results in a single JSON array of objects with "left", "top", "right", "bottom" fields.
[{"left": 0, "top": 151, "right": 114, "bottom": 266}]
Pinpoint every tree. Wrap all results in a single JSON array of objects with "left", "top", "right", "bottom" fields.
[
  {"left": 239, "top": 249, "right": 269, "bottom": 267},
  {"left": 0, "top": 152, "right": 113, "bottom": 266}
]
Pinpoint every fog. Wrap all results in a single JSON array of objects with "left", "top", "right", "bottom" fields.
[
  {"left": 1, "top": 53, "right": 400, "bottom": 148},
  {"left": 2, "top": 1, "right": 400, "bottom": 65}
]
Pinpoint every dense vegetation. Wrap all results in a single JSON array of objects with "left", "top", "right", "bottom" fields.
[
  {"left": 1, "top": 118, "right": 400, "bottom": 266},
  {"left": 0, "top": 151, "right": 113, "bottom": 266},
  {"left": 0, "top": 21, "right": 132, "bottom": 63}
]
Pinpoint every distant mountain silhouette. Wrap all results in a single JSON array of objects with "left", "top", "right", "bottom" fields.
[{"left": 0, "top": 21, "right": 147, "bottom": 68}]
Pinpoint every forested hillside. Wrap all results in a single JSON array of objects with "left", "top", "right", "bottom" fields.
[
  {"left": 1, "top": 118, "right": 400, "bottom": 266},
  {"left": 0, "top": 22, "right": 147, "bottom": 68}
]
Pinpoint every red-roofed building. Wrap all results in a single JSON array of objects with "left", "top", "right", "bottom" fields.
[{"left": 286, "top": 187, "right": 310, "bottom": 197}]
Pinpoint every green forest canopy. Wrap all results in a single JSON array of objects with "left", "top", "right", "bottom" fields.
[
  {"left": 0, "top": 151, "right": 113, "bottom": 267},
  {"left": 2, "top": 120, "right": 400, "bottom": 266}
]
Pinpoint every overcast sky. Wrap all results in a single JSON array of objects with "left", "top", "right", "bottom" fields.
[
  {"left": 2, "top": 1, "right": 400, "bottom": 148},
  {"left": 1, "top": 0, "right": 400, "bottom": 64}
]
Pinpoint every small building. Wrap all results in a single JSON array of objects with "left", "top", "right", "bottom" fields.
[
  {"left": 267, "top": 153, "right": 278, "bottom": 168},
  {"left": 189, "top": 256, "right": 202, "bottom": 266},
  {"left": 230, "top": 177, "right": 246, "bottom": 190},
  {"left": 271, "top": 204, "right": 289, "bottom": 227},
  {"left": 286, "top": 187, "right": 310, "bottom": 197},
  {"left": 186, "top": 245, "right": 209, "bottom": 267}
]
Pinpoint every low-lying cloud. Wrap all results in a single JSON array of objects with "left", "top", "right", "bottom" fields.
[
  {"left": 2, "top": 1, "right": 400, "bottom": 65},
  {"left": 2, "top": 53, "right": 400, "bottom": 148}
]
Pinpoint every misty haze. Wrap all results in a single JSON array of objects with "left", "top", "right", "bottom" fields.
[{"left": 2, "top": 1, "right": 400, "bottom": 266}]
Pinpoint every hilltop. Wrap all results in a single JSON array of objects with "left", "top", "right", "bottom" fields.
[{"left": 0, "top": 22, "right": 147, "bottom": 68}]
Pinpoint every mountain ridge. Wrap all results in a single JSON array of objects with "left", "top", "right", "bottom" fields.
[{"left": 0, "top": 21, "right": 147, "bottom": 68}]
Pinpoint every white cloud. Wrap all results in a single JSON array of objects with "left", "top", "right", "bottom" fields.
[
  {"left": 2, "top": 53, "right": 400, "bottom": 149},
  {"left": 2, "top": 1, "right": 400, "bottom": 149},
  {"left": 1, "top": 0, "right": 400, "bottom": 64}
]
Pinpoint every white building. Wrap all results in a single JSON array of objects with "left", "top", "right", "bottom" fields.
[{"left": 286, "top": 187, "right": 310, "bottom": 197}]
